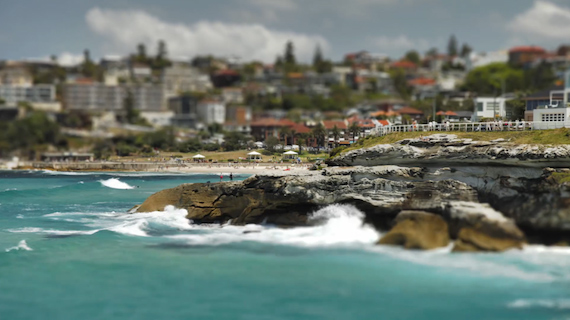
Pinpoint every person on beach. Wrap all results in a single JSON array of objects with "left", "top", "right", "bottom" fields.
[
  {"left": 220, "top": 174, "right": 223, "bottom": 182},
  {"left": 230, "top": 173, "right": 233, "bottom": 181}
]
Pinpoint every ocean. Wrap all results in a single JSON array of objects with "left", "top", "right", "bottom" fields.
[{"left": 0, "top": 170, "right": 569, "bottom": 320}]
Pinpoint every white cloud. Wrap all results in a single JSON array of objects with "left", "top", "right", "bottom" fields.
[
  {"left": 57, "top": 52, "right": 84, "bottom": 66},
  {"left": 372, "top": 35, "right": 431, "bottom": 56},
  {"left": 245, "top": 0, "right": 298, "bottom": 11},
  {"left": 85, "top": 7, "right": 328, "bottom": 63},
  {"left": 507, "top": 1, "right": 570, "bottom": 42}
]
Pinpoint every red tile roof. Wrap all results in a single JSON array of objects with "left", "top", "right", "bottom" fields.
[
  {"left": 408, "top": 77, "right": 436, "bottom": 86},
  {"left": 397, "top": 106, "right": 424, "bottom": 115},
  {"left": 323, "top": 120, "right": 347, "bottom": 130},
  {"left": 378, "top": 120, "right": 390, "bottom": 126},
  {"left": 290, "top": 123, "right": 311, "bottom": 134},
  {"left": 390, "top": 60, "right": 417, "bottom": 69},
  {"left": 509, "top": 46, "right": 546, "bottom": 54}
]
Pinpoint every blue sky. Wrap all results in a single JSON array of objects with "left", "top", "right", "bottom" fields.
[{"left": 1, "top": 0, "right": 570, "bottom": 65}]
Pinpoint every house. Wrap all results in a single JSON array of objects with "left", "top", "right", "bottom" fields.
[
  {"left": 0, "top": 61, "right": 33, "bottom": 86},
  {"left": 211, "top": 69, "right": 241, "bottom": 88},
  {"left": 394, "top": 106, "right": 424, "bottom": 122},
  {"left": 532, "top": 103, "right": 570, "bottom": 130},
  {"left": 224, "top": 105, "right": 251, "bottom": 134},
  {"left": 250, "top": 118, "right": 311, "bottom": 145},
  {"left": 390, "top": 60, "right": 418, "bottom": 73},
  {"left": 197, "top": 99, "right": 226, "bottom": 125},
  {"left": 508, "top": 46, "right": 546, "bottom": 67},
  {"left": 322, "top": 120, "right": 348, "bottom": 146},
  {"left": 168, "top": 96, "right": 199, "bottom": 128},
  {"left": 139, "top": 111, "right": 174, "bottom": 127},
  {"left": 221, "top": 87, "right": 244, "bottom": 104},
  {"left": 522, "top": 85, "right": 563, "bottom": 121},
  {"left": 130, "top": 63, "right": 152, "bottom": 82},
  {"left": 160, "top": 65, "right": 212, "bottom": 96},
  {"left": 474, "top": 95, "right": 514, "bottom": 120},
  {"left": 63, "top": 83, "right": 166, "bottom": 112},
  {"left": 347, "top": 68, "right": 392, "bottom": 93}
]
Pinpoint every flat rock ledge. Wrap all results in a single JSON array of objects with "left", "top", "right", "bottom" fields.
[{"left": 327, "top": 134, "right": 570, "bottom": 168}]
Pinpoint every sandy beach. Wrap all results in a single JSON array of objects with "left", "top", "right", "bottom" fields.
[{"left": 148, "top": 163, "right": 316, "bottom": 176}]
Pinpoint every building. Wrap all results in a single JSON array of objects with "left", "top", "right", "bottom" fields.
[
  {"left": 474, "top": 96, "right": 514, "bottom": 119},
  {"left": 522, "top": 86, "right": 563, "bottom": 121},
  {"left": 508, "top": 46, "right": 546, "bottom": 67},
  {"left": 221, "top": 87, "right": 244, "bottom": 104},
  {"left": 532, "top": 104, "right": 570, "bottom": 130},
  {"left": 323, "top": 120, "right": 348, "bottom": 146},
  {"left": 0, "top": 84, "right": 58, "bottom": 111},
  {"left": 130, "top": 63, "right": 152, "bottom": 82},
  {"left": 140, "top": 111, "right": 174, "bottom": 127},
  {"left": 169, "top": 96, "right": 199, "bottom": 128},
  {"left": 160, "top": 65, "right": 212, "bottom": 96},
  {"left": 0, "top": 61, "right": 33, "bottom": 86},
  {"left": 63, "top": 83, "right": 165, "bottom": 112},
  {"left": 197, "top": 100, "right": 226, "bottom": 125},
  {"left": 224, "top": 105, "right": 251, "bottom": 134}
]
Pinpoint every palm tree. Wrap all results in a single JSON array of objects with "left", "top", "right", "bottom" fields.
[
  {"left": 278, "top": 126, "right": 291, "bottom": 145},
  {"left": 331, "top": 125, "right": 341, "bottom": 148},
  {"left": 311, "top": 123, "right": 327, "bottom": 151},
  {"left": 348, "top": 122, "right": 360, "bottom": 143}
]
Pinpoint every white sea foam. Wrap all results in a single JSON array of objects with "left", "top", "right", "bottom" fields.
[
  {"left": 168, "top": 204, "right": 380, "bottom": 247},
  {"left": 508, "top": 299, "right": 570, "bottom": 309},
  {"left": 7, "top": 227, "right": 100, "bottom": 236},
  {"left": 5, "top": 240, "right": 33, "bottom": 252},
  {"left": 99, "top": 178, "right": 135, "bottom": 190},
  {"left": 16, "top": 214, "right": 24, "bottom": 219}
]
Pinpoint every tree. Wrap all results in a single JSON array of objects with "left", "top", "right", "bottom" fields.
[
  {"left": 331, "top": 125, "right": 341, "bottom": 148},
  {"left": 279, "top": 126, "right": 292, "bottom": 145},
  {"left": 448, "top": 35, "right": 458, "bottom": 57},
  {"left": 462, "top": 62, "right": 525, "bottom": 95},
  {"left": 389, "top": 68, "right": 413, "bottom": 99},
  {"left": 224, "top": 132, "right": 249, "bottom": 151},
  {"left": 81, "top": 49, "right": 98, "bottom": 79},
  {"left": 460, "top": 43, "right": 472, "bottom": 58},
  {"left": 311, "top": 123, "right": 327, "bottom": 150},
  {"left": 404, "top": 50, "right": 421, "bottom": 65},
  {"left": 426, "top": 48, "right": 439, "bottom": 58},
  {"left": 136, "top": 43, "right": 147, "bottom": 63},
  {"left": 153, "top": 40, "right": 171, "bottom": 70},
  {"left": 312, "top": 45, "right": 332, "bottom": 73},
  {"left": 348, "top": 122, "right": 360, "bottom": 142},
  {"left": 284, "top": 41, "right": 296, "bottom": 65},
  {"left": 265, "top": 136, "right": 280, "bottom": 152},
  {"left": 274, "top": 56, "right": 284, "bottom": 70},
  {"left": 123, "top": 89, "right": 135, "bottom": 123}
]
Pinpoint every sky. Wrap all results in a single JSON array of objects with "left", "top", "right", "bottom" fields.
[{"left": 1, "top": 0, "right": 570, "bottom": 66}]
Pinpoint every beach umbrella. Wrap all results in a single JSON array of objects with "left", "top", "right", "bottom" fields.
[
  {"left": 436, "top": 111, "right": 446, "bottom": 116},
  {"left": 283, "top": 151, "right": 298, "bottom": 155},
  {"left": 445, "top": 111, "right": 458, "bottom": 116}
]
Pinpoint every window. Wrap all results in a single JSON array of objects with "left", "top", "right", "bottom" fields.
[
  {"left": 541, "top": 113, "right": 566, "bottom": 122},
  {"left": 477, "top": 102, "right": 483, "bottom": 112},
  {"left": 487, "top": 102, "right": 499, "bottom": 113}
]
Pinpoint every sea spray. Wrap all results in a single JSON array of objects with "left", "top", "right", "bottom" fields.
[
  {"left": 5, "top": 240, "right": 32, "bottom": 252},
  {"left": 99, "top": 178, "right": 136, "bottom": 190}
]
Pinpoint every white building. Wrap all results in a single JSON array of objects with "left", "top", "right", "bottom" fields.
[
  {"left": 0, "top": 84, "right": 57, "bottom": 107},
  {"left": 63, "top": 83, "right": 165, "bottom": 112},
  {"left": 475, "top": 96, "right": 514, "bottom": 120},
  {"left": 160, "top": 65, "right": 212, "bottom": 96},
  {"left": 197, "top": 100, "right": 226, "bottom": 125},
  {"left": 221, "top": 87, "right": 244, "bottom": 104},
  {"left": 532, "top": 69, "right": 570, "bottom": 129},
  {"left": 140, "top": 111, "right": 174, "bottom": 127}
]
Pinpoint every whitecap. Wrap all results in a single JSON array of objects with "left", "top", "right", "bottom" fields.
[
  {"left": 5, "top": 240, "right": 33, "bottom": 252},
  {"left": 16, "top": 214, "right": 24, "bottom": 219},
  {"left": 168, "top": 204, "right": 380, "bottom": 248},
  {"left": 99, "top": 178, "right": 135, "bottom": 190},
  {"left": 7, "top": 227, "right": 100, "bottom": 236},
  {"left": 507, "top": 299, "right": 570, "bottom": 309}
]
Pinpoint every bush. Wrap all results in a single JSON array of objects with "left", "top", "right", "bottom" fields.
[
  {"left": 329, "top": 146, "right": 347, "bottom": 157},
  {"left": 261, "top": 150, "right": 273, "bottom": 156},
  {"left": 203, "top": 143, "right": 220, "bottom": 151}
]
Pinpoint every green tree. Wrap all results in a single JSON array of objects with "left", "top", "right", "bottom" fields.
[
  {"left": 462, "top": 62, "right": 525, "bottom": 95},
  {"left": 313, "top": 45, "right": 323, "bottom": 70},
  {"left": 460, "top": 43, "right": 472, "bottom": 58},
  {"left": 279, "top": 126, "right": 292, "bottom": 145},
  {"left": 136, "top": 43, "right": 147, "bottom": 63},
  {"left": 284, "top": 41, "right": 296, "bottom": 65},
  {"left": 265, "top": 136, "right": 280, "bottom": 152},
  {"left": 311, "top": 123, "right": 327, "bottom": 150},
  {"left": 153, "top": 40, "right": 171, "bottom": 70},
  {"left": 331, "top": 125, "right": 341, "bottom": 148},
  {"left": 448, "top": 35, "right": 458, "bottom": 57},
  {"left": 81, "top": 49, "right": 98, "bottom": 78},
  {"left": 389, "top": 68, "right": 413, "bottom": 99},
  {"left": 404, "top": 50, "right": 421, "bottom": 65},
  {"left": 426, "top": 48, "right": 439, "bottom": 58},
  {"left": 224, "top": 132, "right": 249, "bottom": 151},
  {"left": 348, "top": 122, "right": 360, "bottom": 142},
  {"left": 123, "top": 89, "right": 139, "bottom": 124}
]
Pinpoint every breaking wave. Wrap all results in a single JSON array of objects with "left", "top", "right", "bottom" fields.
[
  {"left": 5, "top": 240, "right": 33, "bottom": 252},
  {"left": 99, "top": 178, "right": 136, "bottom": 190},
  {"left": 507, "top": 299, "right": 570, "bottom": 309}
]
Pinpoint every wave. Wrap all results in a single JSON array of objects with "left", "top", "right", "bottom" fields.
[
  {"left": 99, "top": 178, "right": 136, "bottom": 190},
  {"left": 168, "top": 204, "right": 380, "bottom": 247},
  {"left": 5, "top": 240, "right": 33, "bottom": 252},
  {"left": 507, "top": 299, "right": 570, "bottom": 309},
  {"left": 7, "top": 227, "right": 100, "bottom": 236}
]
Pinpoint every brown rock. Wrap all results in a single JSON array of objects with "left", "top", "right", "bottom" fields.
[
  {"left": 378, "top": 211, "right": 450, "bottom": 250},
  {"left": 452, "top": 227, "right": 524, "bottom": 252}
]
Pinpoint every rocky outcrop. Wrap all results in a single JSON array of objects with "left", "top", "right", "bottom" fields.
[
  {"left": 327, "top": 134, "right": 570, "bottom": 168},
  {"left": 135, "top": 166, "right": 540, "bottom": 251},
  {"left": 379, "top": 211, "right": 450, "bottom": 250}
]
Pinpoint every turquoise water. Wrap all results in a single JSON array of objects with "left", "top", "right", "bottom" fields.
[{"left": 1, "top": 170, "right": 570, "bottom": 320}]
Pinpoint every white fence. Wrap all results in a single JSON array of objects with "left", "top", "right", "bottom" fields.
[{"left": 373, "top": 121, "right": 551, "bottom": 137}]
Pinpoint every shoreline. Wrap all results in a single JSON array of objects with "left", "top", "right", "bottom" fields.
[{"left": 9, "top": 162, "right": 317, "bottom": 176}]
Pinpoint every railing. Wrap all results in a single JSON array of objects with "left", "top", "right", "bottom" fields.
[{"left": 373, "top": 121, "right": 546, "bottom": 136}]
